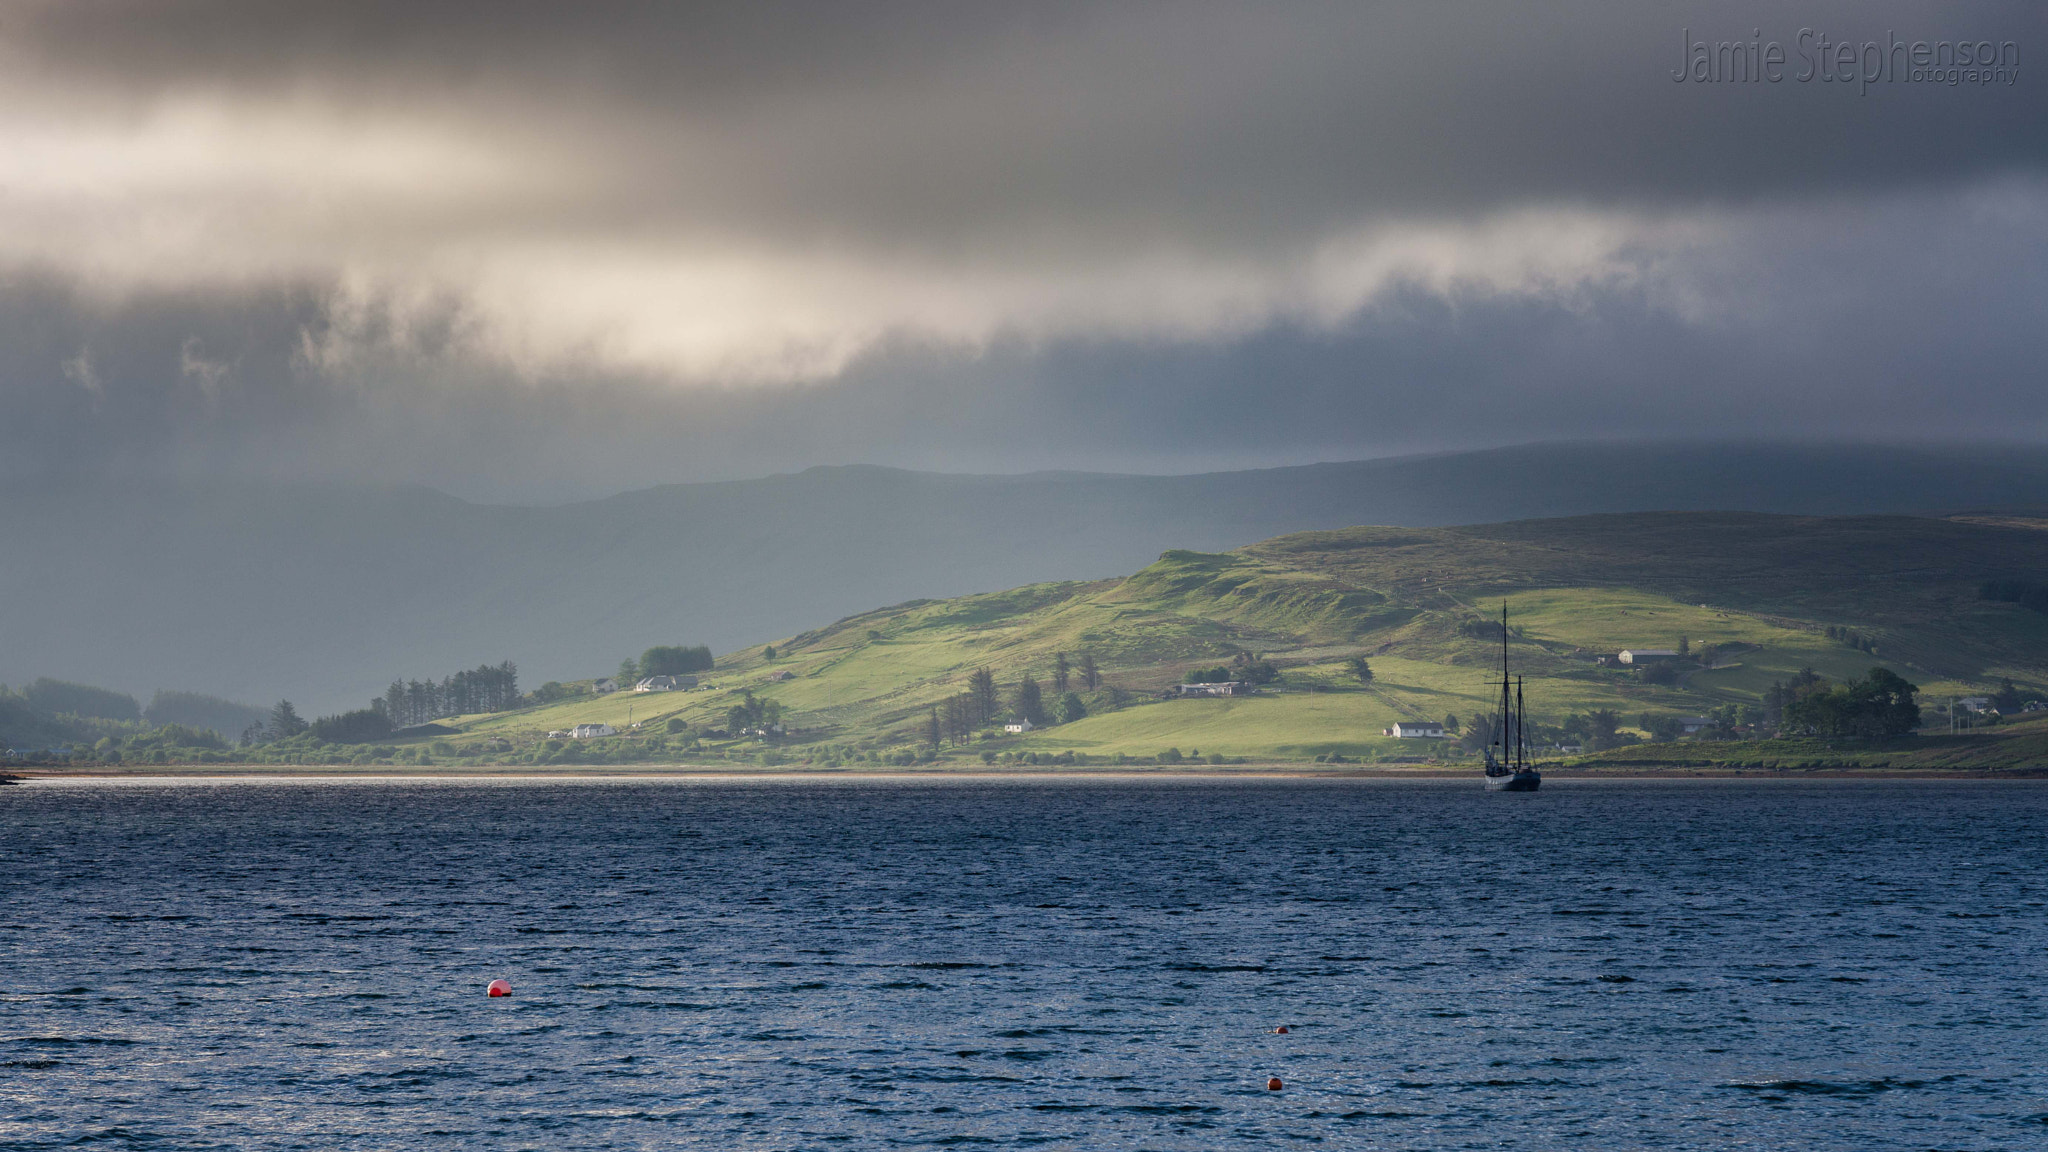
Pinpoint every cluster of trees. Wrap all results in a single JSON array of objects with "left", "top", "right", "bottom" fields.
[
  {"left": 380, "top": 662, "right": 520, "bottom": 728},
  {"left": 1047, "top": 651, "right": 1102, "bottom": 693},
  {"left": 144, "top": 690, "right": 267, "bottom": 737},
  {"left": 1, "top": 679, "right": 288, "bottom": 757},
  {"left": 241, "top": 699, "right": 312, "bottom": 745},
  {"left": 310, "top": 708, "right": 395, "bottom": 744},
  {"left": 1990, "top": 678, "right": 2033, "bottom": 713},
  {"left": 1824, "top": 625, "right": 1878, "bottom": 653},
  {"left": 1779, "top": 667, "right": 1921, "bottom": 739},
  {"left": 931, "top": 667, "right": 1016, "bottom": 747},
  {"left": 619, "top": 645, "right": 714, "bottom": 684},
  {"left": 1761, "top": 667, "right": 1823, "bottom": 727},
  {"left": 921, "top": 656, "right": 1113, "bottom": 747},
  {"left": 723, "top": 690, "right": 784, "bottom": 735},
  {"left": 22, "top": 678, "right": 140, "bottom": 721},
  {"left": 1456, "top": 618, "right": 1524, "bottom": 642},
  {"left": 1638, "top": 661, "right": 1681, "bottom": 686},
  {"left": 1569, "top": 709, "right": 1626, "bottom": 748},
  {"left": 1980, "top": 579, "right": 2048, "bottom": 614}
]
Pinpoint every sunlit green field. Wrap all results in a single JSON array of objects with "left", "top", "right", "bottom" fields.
[{"left": 432, "top": 515, "right": 2048, "bottom": 766}]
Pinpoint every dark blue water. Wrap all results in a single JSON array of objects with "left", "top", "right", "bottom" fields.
[{"left": 3, "top": 778, "right": 2044, "bottom": 1150}]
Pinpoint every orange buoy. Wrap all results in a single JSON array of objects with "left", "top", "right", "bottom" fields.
[
  {"left": 1267, "top": 1077, "right": 1283, "bottom": 1091},
  {"left": 487, "top": 979, "right": 512, "bottom": 997},
  {"left": 1273, "top": 1025, "right": 1289, "bottom": 1034}
]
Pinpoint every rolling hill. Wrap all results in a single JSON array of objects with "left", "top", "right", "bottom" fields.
[
  {"left": 445, "top": 511, "right": 2048, "bottom": 768},
  {"left": 10, "top": 441, "right": 2048, "bottom": 714}
]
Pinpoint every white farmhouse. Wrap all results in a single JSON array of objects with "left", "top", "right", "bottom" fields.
[
  {"left": 1174, "top": 681, "right": 1251, "bottom": 697},
  {"left": 635, "top": 675, "right": 696, "bottom": 693},
  {"left": 1384, "top": 720, "right": 1446, "bottom": 738},
  {"left": 1618, "top": 649, "right": 1679, "bottom": 665},
  {"left": 570, "top": 723, "right": 617, "bottom": 739},
  {"left": 1004, "top": 719, "right": 1035, "bottom": 733}
]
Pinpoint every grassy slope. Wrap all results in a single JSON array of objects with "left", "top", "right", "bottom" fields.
[{"left": 450, "top": 513, "right": 2048, "bottom": 766}]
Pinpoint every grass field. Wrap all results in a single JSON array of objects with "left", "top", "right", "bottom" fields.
[{"left": 434, "top": 512, "right": 2048, "bottom": 768}]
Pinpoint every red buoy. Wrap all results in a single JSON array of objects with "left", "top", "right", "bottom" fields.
[
  {"left": 487, "top": 979, "right": 511, "bottom": 997},
  {"left": 1267, "top": 1077, "right": 1283, "bottom": 1091},
  {"left": 1273, "top": 1025, "right": 1289, "bottom": 1034}
]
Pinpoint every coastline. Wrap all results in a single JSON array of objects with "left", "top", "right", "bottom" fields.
[{"left": 10, "top": 763, "right": 2046, "bottom": 783}]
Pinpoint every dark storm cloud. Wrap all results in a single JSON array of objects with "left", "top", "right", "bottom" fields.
[{"left": 0, "top": 1, "right": 2040, "bottom": 496}]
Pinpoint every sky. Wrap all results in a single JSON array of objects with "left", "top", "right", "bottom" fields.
[{"left": 0, "top": 0, "right": 2041, "bottom": 502}]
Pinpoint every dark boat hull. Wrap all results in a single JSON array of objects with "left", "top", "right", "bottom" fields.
[{"left": 1485, "top": 770, "right": 1541, "bottom": 791}]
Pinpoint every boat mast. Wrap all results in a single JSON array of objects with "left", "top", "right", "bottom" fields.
[
  {"left": 1496, "top": 601, "right": 1512, "bottom": 768},
  {"left": 1515, "top": 675, "right": 1527, "bottom": 770}
]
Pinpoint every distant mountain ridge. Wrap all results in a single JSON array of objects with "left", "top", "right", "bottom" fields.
[{"left": 5, "top": 441, "right": 2048, "bottom": 711}]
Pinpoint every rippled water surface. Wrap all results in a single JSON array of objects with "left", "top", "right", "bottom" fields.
[{"left": 3, "top": 777, "right": 2045, "bottom": 1149}]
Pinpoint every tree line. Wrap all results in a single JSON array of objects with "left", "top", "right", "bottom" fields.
[
  {"left": 380, "top": 662, "right": 521, "bottom": 728},
  {"left": 921, "top": 652, "right": 1113, "bottom": 747},
  {"left": 618, "top": 645, "right": 714, "bottom": 684}
]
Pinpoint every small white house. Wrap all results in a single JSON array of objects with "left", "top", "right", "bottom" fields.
[
  {"left": 1618, "top": 649, "right": 1679, "bottom": 665},
  {"left": 1004, "top": 719, "right": 1034, "bottom": 734},
  {"left": 1957, "top": 696, "right": 1994, "bottom": 713},
  {"left": 1384, "top": 720, "right": 1446, "bottom": 738},
  {"left": 570, "top": 723, "right": 617, "bottom": 739},
  {"left": 592, "top": 678, "right": 619, "bottom": 694},
  {"left": 635, "top": 675, "right": 696, "bottom": 693},
  {"left": 546, "top": 729, "right": 570, "bottom": 739},
  {"left": 1174, "top": 681, "right": 1251, "bottom": 697}
]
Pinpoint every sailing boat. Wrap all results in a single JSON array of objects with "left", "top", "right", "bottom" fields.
[{"left": 1483, "top": 601, "right": 1542, "bottom": 792}]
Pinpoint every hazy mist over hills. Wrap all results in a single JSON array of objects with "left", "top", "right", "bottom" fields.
[{"left": 8, "top": 440, "right": 2048, "bottom": 714}]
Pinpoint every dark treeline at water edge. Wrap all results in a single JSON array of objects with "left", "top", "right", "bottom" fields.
[{"left": 0, "top": 644, "right": 723, "bottom": 765}]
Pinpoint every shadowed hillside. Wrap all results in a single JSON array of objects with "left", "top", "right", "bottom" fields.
[{"left": 9, "top": 442, "right": 2048, "bottom": 712}]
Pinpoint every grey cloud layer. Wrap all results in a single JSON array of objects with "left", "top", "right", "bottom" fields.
[{"left": 0, "top": 1, "right": 2041, "bottom": 495}]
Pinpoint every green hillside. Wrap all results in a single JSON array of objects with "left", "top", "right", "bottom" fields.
[{"left": 440, "top": 512, "right": 2048, "bottom": 769}]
